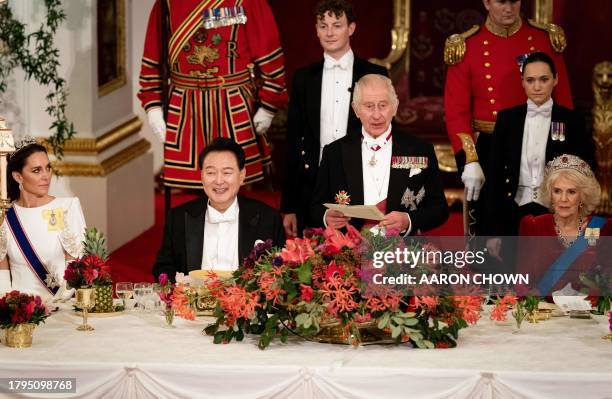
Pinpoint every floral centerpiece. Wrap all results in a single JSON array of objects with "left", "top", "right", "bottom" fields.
[
  {"left": 154, "top": 273, "right": 199, "bottom": 325},
  {"left": 204, "top": 226, "right": 482, "bottom": 349},
  {"left": 0, "top": 290, "right": 49, "bottom": 347},
  {"left": 64, "top": 228, "right": 115, "bottom": 312}
]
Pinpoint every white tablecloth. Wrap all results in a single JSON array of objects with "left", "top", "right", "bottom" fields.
[{"left": 1, "top": 305, "right": 611, "bottom": 399}]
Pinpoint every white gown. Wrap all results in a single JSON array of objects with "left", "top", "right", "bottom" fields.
[{"left": 0, "top": 197, "right": 86, "bottom": 301}]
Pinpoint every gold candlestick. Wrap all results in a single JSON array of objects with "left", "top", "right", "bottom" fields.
[{"left": 0, "top": 117, "right": 16, "bottom": 225}]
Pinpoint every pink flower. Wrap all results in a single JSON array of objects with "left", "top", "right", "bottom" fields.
[
  {"left": 158, "top": 273, "right": 169, "bottom": 286},
  {"left": 354, "top": 312, "right": 372, "bottom": 323},
  {"left": 323, "top": 226, "right": 361, "bottom": 253},
  {"left": 82, "top": 267, "right": 99, "bottom": 286},
  {"left": 300, "top": 284, "right": 313, "bottom": 302},
  {"left": 281, "top": 238, "right": 315, "bottom": 264},
  {"left": 24, "top": 302, "right": 36, "bottom": 317},
  {"left": 324, "top": 260, "right": 345, "bottom": 281}
]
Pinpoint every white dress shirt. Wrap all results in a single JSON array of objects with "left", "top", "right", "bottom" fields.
[
  {"left": 515, "top": 98, "right": 552, "bottom": 207},
  {"left": 362, "top": 126, "right": 393, "bottom": 206},
  {"left": 202, "top": 198, "right": 239, "bottom": 271},
  {"left": 319, "top": 49, "right": 354, "bottom": 162}
]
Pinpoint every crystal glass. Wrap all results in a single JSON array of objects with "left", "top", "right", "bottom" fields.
[
  {"left": 133, "top": 282, "right": 151, "bottom": 312},
  {"left": 115, "top": 282, "right": 134, "bottom": 310}
]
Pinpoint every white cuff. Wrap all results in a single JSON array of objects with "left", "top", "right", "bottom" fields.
[
  {"left": 322, "top": 209, "right": 329, "bottom": 228},
  {"left": 401, "top": 212, "right": 413, "bottom": 237}
]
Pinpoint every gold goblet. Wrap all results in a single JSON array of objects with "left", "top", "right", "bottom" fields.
[{"left": 75, "top": 288, "right": 96, "bottom": 331}]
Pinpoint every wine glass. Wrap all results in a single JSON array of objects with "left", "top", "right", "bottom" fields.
[
  {"left": 133, "top": 282, "right": 151, "bottom": 312},
  {"left": 116, "top": 282, "right": 134, "bottom": 310}
]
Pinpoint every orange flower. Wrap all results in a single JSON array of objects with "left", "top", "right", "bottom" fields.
[
  {"left": 281, "top": 238, "right": 315, "bottom": 264},
  {"left": 490, "top": 305, "right": 509, "bottom": 321},
  {"left": 258, "top": 271, "right": 285, "bottom": 305},
  {"left": 415, "top": 296, "right": 439, "bottom": 312},
  {"left": 320, "top": 275, "right": 359, "bottom": 316},
  {"left": 171, "top": 284, "right": 196, "bottom": 320},
  {"left": 217, "top": 285, "right": 260, "bottom": 326},
  {"left": 490, "top": 295, "right": 517, "bottom": 321},
  {"left": 452, "top": 296, "right": 482, "bottom": 325}
]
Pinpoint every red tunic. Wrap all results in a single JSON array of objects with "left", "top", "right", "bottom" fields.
[
  {"left": 138, "top": 0, "right": 287, "bottom": 188},
  {"left": 444, "top": 19, "right": 573, "bottom": 159}
]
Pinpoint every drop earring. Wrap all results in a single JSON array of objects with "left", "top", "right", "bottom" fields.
[{"left": 18, "top": 182, "right": 23, "bottom": 191}]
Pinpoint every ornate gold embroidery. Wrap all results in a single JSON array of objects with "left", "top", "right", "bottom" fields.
[
  {"left": 457, "top": 133, "right": 479, "bottom": 164},
  {"left": 59, "top": 227, "right": 82, "bottom": 258},
  {"left": 485, "top": 16, "right": 521, "bottom": 38},
  {"left": 187, "top": 45, "right": 220, "bottom": 65},
  {"left": 444, "top": 25, "right": 479, "bottom": 65},
  {"left": 528, "top": 19, "right": 567, "bottom": 53},
  {"left": 0, "top": 224, "right": 7, "bottom": 261}
]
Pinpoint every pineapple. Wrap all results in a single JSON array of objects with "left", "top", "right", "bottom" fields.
[{"left": 82, "top": 228, "right": 114, "bottom": 312}]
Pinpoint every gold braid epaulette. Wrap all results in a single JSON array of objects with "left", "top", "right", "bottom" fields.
[
  {"left": 444, "top": 25, "right": 480, "bottom": 65},
  {"left": 528, "top": 19, "right": 567, "bottom": 53}
]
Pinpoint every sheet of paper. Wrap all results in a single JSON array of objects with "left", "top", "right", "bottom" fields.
[{"left": 324, "top": 203, "right": 385, "bottom": 220}]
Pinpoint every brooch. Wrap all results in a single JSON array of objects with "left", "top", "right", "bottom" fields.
[
  {"left": 400, "top": 186, "right": 425, "bottom": 211},
  {"left": 584, "top": 227, "right": 600, "bottom": 246},
  {"left": 335, "top": 190, "right": 351, "bottom": 205}
]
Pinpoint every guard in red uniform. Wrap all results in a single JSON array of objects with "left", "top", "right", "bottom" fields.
[
  {"left": 138, "top": 0, "right": 287, "bottom": 188},
  {"left": 443, "top": 0, "right": 572, "bottom": 234}
]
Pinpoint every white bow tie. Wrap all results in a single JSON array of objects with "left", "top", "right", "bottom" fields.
[
  {"left": 324, "top": 59, "right": 348, "bottom": 70},
  {"left": 207, "top": 209, "right": 237, "bottom": 224},
  {"left": 527, "top": 102, "right": 552, "bottom": 118}
]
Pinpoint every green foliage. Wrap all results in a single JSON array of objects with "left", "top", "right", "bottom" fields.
[
  {"left": 0, "top": 0, "right": 75, "bottom": 158},
  {"left": 82, "top": 228, "right": 109, "bottom": 261}
]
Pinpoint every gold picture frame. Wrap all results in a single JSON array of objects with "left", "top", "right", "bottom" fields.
[{"left": 97, "top": 0, "right": 126, "bottom": 97}]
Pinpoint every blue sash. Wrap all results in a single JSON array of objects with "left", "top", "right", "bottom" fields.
[
  {"left": 537, "top": 216, "right": 607, "bottom": 296},
  {"left": 5, "top": 207, "right": 59, "bottom": 295}
]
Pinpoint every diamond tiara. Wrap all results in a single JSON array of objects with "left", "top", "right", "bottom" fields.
[{"left": 544, "top": 154, "right": 595, "bottom": 179}]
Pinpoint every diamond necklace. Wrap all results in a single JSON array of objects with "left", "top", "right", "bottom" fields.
[{"left": 554, "top": 215, "right": 584, "bottom": 248}]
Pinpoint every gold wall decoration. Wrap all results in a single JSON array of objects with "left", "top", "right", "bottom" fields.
[
  {"left": 533, "top": 0, "right": 553, "bottom": 24},
  {"left": 52, "top": 139, "right": 151, "bottom": 177},
  {"left": 37, "top": 116, "right": 147, "bottom": 177},
  {"left": 592, "top": 61, "right": 612, "bottom": 215},
  {"left": 98, "top": 0, "right": 126, "bottom": 97},
  {"left": 368, "top": 0, "right": 410, "bottom": 75},
  {"left": 38, "top": 116, "right": 142, "bottom": 155}
]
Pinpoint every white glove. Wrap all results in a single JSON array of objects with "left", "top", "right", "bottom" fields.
[
  {"left": 147, "top": 107, "right": 167, "bottom": 142},
  {"left": 0, "top": 269, "right": 11, "bottom": 295},
  {"left": 461, "top": 161, "right": 485, "bottom": 201},
  {"left": 253, "top": 108, "right": 275, "bottom": 135}
]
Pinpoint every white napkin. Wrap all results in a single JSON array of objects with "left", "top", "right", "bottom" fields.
[{"left": 552, "top": 283, "right": 592, "bottom": 312}]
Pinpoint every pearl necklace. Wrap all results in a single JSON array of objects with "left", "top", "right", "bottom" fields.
[{"left": 554, "top": 216, "right": 584, "bottom": 248}]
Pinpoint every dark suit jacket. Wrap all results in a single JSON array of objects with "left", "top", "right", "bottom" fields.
[
  {"left": 152, "top": 196, "right": 285, "bottom": 281},
  {"left": 310, "top": 128, "right": 449, "bottom": 234},
  {"left": 485, "top": 103, "right": 595, "bottom": 236},
  {"left": 280, "top": 56, "right": 388, "bottom": 230}
]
